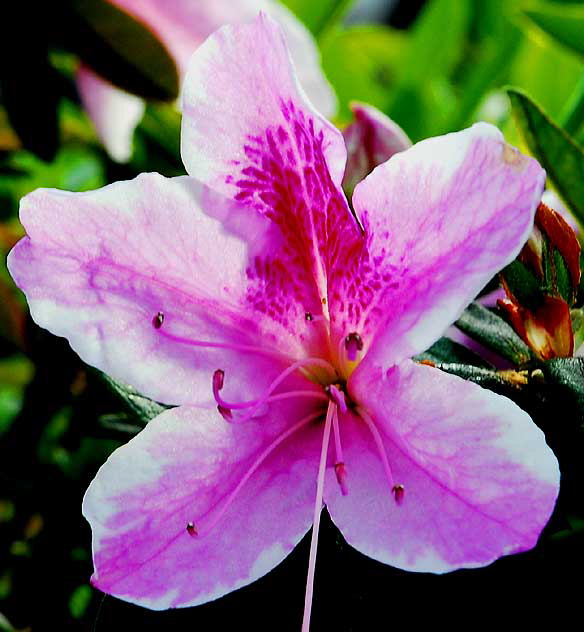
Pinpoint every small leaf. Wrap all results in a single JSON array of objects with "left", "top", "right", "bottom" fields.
[
  {"left": 282, "top": 0, "right": 354, "bottom": 36},
  {"left": 62, "top": 0, "right": 179, "bottom": 101},
  {"left": 524, "top": 3, "right": 584, "bottom": 57},
  {"left": 455, "top": 301, "right": 534, "bottom": 364},
  {"left": 433, "top": 363, "right": 528, "bottom": 399},
  {"left": 415, "top": 337, "right": 492, "bottom": 367},
  {"left": 69, "top": 584, "right": 92, "bottom": 619},
  {"left": 542, "top": 357, "right": 584, "bottom": 421},
  {"left": 572, "top": 308, "right": 584, "bottom": 350},
  {"left": 100, "top": 373, "right": 170, "bottom": 425},
  {"left": 507, "top": 88, "right": 584, "bottom": 228}
]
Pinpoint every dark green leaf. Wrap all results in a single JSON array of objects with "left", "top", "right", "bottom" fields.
[
  {"left": 542, "top": 357, "right": 584, "bottom": 416},
  {"left": 507, "top": 88, "right": 584, "bottom": 228},
  {"left": 432, "top": 363, "right": 527, "bottom": 399},
  {"left": 63, "top": 0, "right": 179, "bottom": 100},
  {"left": 415, "top": 337, "right": 492, "bottom": 367},
  {"left": 100, "top": 373, "right": 170, "bottom": 425},
  {"left": 524, "top": 3, "right": 584, "bottom": 57},
  {"left": 455, "top": 301, "right": 534, "bottom": 364},
  {"left": 501, "top": 259, "right": 542, "bottom": 308}
]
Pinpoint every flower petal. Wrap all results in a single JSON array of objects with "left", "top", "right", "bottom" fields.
[
  {"left": 324, "top": 360, "right": 559, "bottom": 573},
  {"left": 8, "top": 173, "right": 296, "bottom": 405},
  {"left": 342, "top": 102, "right": 411, "bottom": 196},
  {"left": 83, "top": 402, "right": 322, "bottom": 609},
  {"left": 181, "top": 13, "right": 361, "bottom": 327},
  {"left": 111, "top": 0, "right": 336, "bottom": 115},
  {"left": 332, "top": 123, "right": 545, "bottom": 367},
  {"left": 76, "top": 64, "right": 145, "bottom": 163}
]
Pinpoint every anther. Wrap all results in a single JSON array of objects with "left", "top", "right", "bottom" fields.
[
  {"left": 186, "top": 522, "right": 198, "bottom": 537},
  {"left": 344, "top": 332, "right": 363, "bottom": 361},
  {"left": 152, "top": 311, "right": 164, "bottom": 329},
  {"left": 217, "top": 405, "right": 232, "bottom": 421},
  {"left": 213, "top": 370, "right": 233, "bottom": 420},
  {"left": 334, "top": 462, "right": 349, "bottom": 496},
  {"left": 305, "top": 311, "right": 313, "bottom": 322},
  {"left": 325, "top": 384, "right": 348, "bottom": 413},
  {"left": 213, "top": 369, "right": 225, "bottom": 391},
  {"left": 392, "top": 484, "right": 405, "bottom": 505}
]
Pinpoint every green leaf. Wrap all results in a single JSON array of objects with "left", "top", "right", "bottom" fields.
[
  {"left": 455, "top": 301, "right": 534, "bottom": 364},
  {"left": 415, "top": 337, "right": 492, "bottom": 367},
  {"left": 501, "top": 259, "right": 543, "bottom": 308},
  {"left": 69, "top": 585, "right": 92, "bottom": 619},
  {"left": 524, "top": 2, "right": 584, "bottom": 57},
  {"left": 433, "top": 363, "right": 528, "bottom": 399},
  {"left": 572, "top": 308, "right": 584, "bottom": 350},
  {"left": 100, "top": 373, "right": 170, "bottom": 425},
  {"left": 397, "top": 0, "right": 471, "bottom": 85},
  {"left": 507, "top": 88, "right": 584, "bottom": 228},
  {"left": 63, "top": 0, "right": 179, "bottom": 100},
  {"left": 320, "top": 25, "right": 407, "bottom": 121},
  {"left": 281, "top": 0, "right": 354, "bottom": 36},
  {"left": 542, "top": 357, "right": 584, "bottom": 418}
]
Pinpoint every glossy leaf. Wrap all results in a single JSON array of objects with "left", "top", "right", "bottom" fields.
[
  {"left": 415, "top": 337, "right": 492, "bottom": 367},
  {"left": 508, "top": 88, "right": 584, "bottom": 228},
  {"left": 455, "top": 301, "right": 535, "bottom": 365},
  {"left": 99, "top": 373, "right": 170, "bottom": 425}
]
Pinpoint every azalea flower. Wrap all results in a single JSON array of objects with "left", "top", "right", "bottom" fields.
[
  {"left": 77, "top": 0, "right": 335, "bottom": 162},
  {"left": 8, "top": 13, "right": 559, "bottom": 629}
]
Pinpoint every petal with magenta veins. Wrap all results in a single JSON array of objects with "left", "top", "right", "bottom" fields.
[
  {"left": 181, "top": 13, "right": 361, "bottom": 315},
  {"left": 332, "top": 123, "right": 546, "bottom": 367},
  {"left": 342, "top": 102, "right": 411, "bottom": 196},
  {"left": 324, "top": 360, "right": 560, "bottom": 573},
  {"left": 8, "top": 173, "right": 306, "bottom": 405},
  {"left": 83, "top": 402, "right": 322, "bottom": 609}
]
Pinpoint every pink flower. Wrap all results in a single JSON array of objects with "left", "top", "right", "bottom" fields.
[
  {"left": 9, "top": 13, "right": 559, "bottom": 627},
  {"left": 77, "top": 0, "right": 335, "bottom": 162}
]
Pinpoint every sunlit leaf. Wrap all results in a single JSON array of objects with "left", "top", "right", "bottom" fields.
[
  {"left": 281, "top": 0, "right": 354, "bottom": 35},
  {"left": 320, "top": 25, "right": 406, "bottom": 121},
  {"left": 100, "top": 373, "right": 169, "bottom": 425},
  {"left": 524, "top": 2, "right": 584, "bottom": 57},
  {"left": 508, "top": 88, "right": 584, "bottom": 228}
]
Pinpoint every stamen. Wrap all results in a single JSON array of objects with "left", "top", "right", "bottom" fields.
[
  {"left": 325, "top": 384, "right": 348, "bottom": 413},
  {"left": 157, "top": 329, "right": 292, "bottom": 363},
  {"left": 302, "top": 402, "right": 334, "bottom": 632},
  {"left": 212, "top": 357, "right": 336, "bottom": 422},
  {"left": 305, "top": 311, "right": 313, "bottom": 322},
  {"left": 186, "top": 522, "right": 198, "bottom": 537},
  {"left": 358, "top": 407, "right": 404, "bottom": 505},
  {"left": 392, "top": 484, "right": 405, "bottom": 505},
  {"left": 332, "top": 408, "right": 348, "bottom": 496},
  {"left": 344, "top": 332, "right": 363, "bottom": 362},
  {"left": 189, "top": 411, "right": 322, "bottom": 537},
  {"left": 152, "top": 311, "right": 164, "bottom": 329}
]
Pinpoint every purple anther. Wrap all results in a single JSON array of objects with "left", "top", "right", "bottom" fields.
[
  {"left": 325, "top": 384, "right": 348, "bottom": 413},
  {"left": 334, "top": 462, "right": 349, "bottom": 496},
  {"left": 152, "top": 311, "right": 164, "bottom": 329},
  {"left": 392, "top": 484, "right": 405, "bottom": 505},
  {"left": 217, "top": 405, "right": 233, "bottom": 421},
  {"left": 213, "top": 369, "right": 225, "bottom": 392},
  {"left": 344, "top": 332, "right": 363, "bottom": 361},
  {"left": 305, "top": 311, "right": 313, "bottom": 321},
  {"left": 186, "top": 522, "right": 198, "bottom": 537}
]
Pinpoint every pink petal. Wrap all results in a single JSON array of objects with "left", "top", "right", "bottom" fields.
[
  {"left": 342, "top": 102, "right": 411, "bottom": 195},
  {"left": 7, "top": 173, "right": 299, "bottom": 405},
  {"left": 76, "top": 64, "right": 145, "bottom": 163},
  {"left": 181, "top": 13, "right": 361, "bottom": 333},
  {"left": 83, "top": 402, "right": 322, "bottom": 609},
  {"left": 333, "top": 123, "right": 545, "bottom": 368},
  {"left": 111, "top": 0, "right": 335, "bottom": 115},
  {"left": 324, "top": 360, "right": 559, "bottom": 572}
]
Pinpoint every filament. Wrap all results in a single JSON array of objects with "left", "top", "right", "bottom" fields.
[
  {"left": 193, "top": 411, "right": 322, "bottom": 536},
  {"left": 301, "top": 401, "right": 334, "bottom": 632}
]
